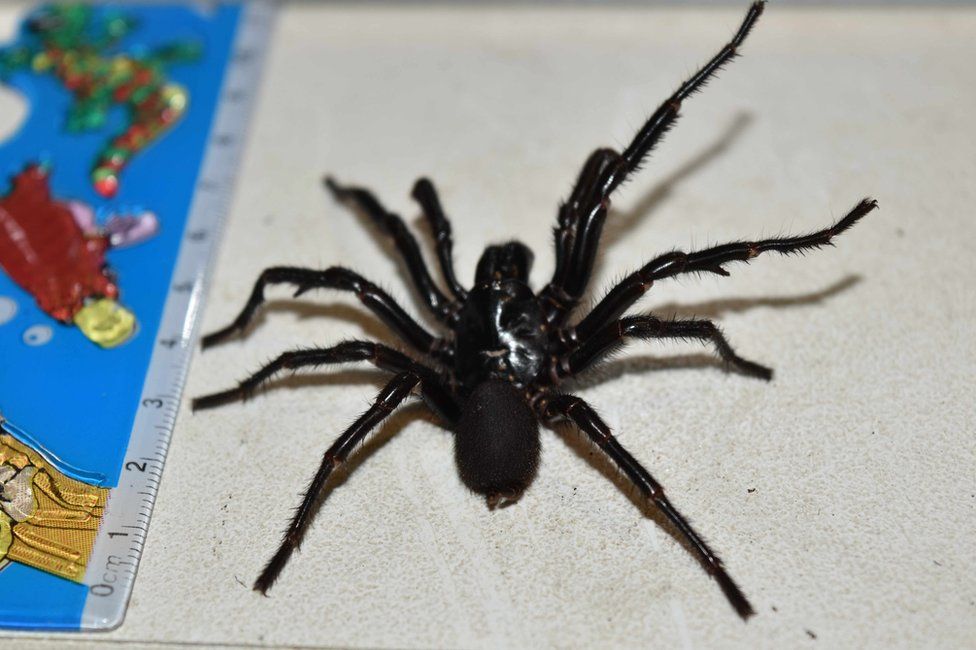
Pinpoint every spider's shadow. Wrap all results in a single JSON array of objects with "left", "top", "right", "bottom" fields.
[
  {"left": 550, "top": 420, "right": 697, "bottom": 564},
  {"left": 261, "top": 396, "right": 436, "bottom": 534},
  {"left": 553, "top": 273, "right": 861, "bottom": 580},
  {"left": 328, "top": 401, "right": 436, "bottom": 490},
  {"left": 243, "top": 112, "right": 755, "bottom": 342},
  {"left": 359, "top": 112, "right": 754, "bottom": 320},
  {"left": 599, "top": 111, "right": 754, "bottom": 257},
  {"left": 568, "top": 274, "right": 861, "bottom": 390},
  {"left": 243, "top": 300, "right": 402, "bottom": 348}
]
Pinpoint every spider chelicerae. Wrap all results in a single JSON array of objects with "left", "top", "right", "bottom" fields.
[{"left": 193, "top": 0, "right": 876, "bottom": 619}]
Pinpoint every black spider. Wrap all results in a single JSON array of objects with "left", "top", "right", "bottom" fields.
[{"left": 193, "top": 1, "right": 876, "bottom": 619}]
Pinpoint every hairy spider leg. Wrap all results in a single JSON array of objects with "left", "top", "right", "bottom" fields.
[
  {"left": 325, "top": 177, "right": 457, "bottom": 323},
  {"left": 541, "top": 394, "right": 755, "bottom": 620},
  {"left": 555, "top": 315, "right": 771, "bottom": 381},
  {"left": 570, "top": 198, "right": 878, "bottom": 344},
  {"left": 541, "top": 1, "right": 767, "bottom": 325},
  {"left": 199, "top": 266, "right": 448, "bottom": 360},
  {"left": 545, "top": 148, "right": 618, "bottom": 314},
  {"left": 253, "top": 371, "right": 424, "bottom": 595},
  {"left": 411, "top": 178, "right": 468, "bottom": 301},
  {"left": 192, "top": 340, "right": 459, "bottom": 421}
]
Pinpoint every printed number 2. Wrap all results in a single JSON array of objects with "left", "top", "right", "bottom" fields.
[{"left": 125, "top": 461, "right": 147, "bottom": 473}]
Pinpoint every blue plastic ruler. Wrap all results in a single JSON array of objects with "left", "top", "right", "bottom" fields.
[
  {"left": 79, "top": 3, "right": 275, "bottom": 631},
  {"left": 0, "top": 1, "right": 275, "bottom": 630}
]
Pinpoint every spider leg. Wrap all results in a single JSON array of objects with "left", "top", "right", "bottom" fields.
[
  {"left": 411, "top": 178, "right": 468, "bottom": 301},
  {"left": 253, "top": 371, "right": 424, "bottom": 594},
  {"left": 547, "top": 149, "right": 618, "bottom": 305},
  {"left": 191, "top": 340, "right": 458, "bottom": 421},
  {"left": 571, "top": 198, "right": 878, "bottom": 343},
  {"left": 325, "top": 176, "right": 457, "bottom": 323},
  {"left": 553, "top": 314, "right": 771, "bottom": 382},
  {"left": 199, "top": 266, "right": 449, "bottom": 361},
  {"left": 540, "top": 1, "right": 766, "bottom": 325},
  {"left": 540, "top": 393, "right": 754, "bottom": 620}
]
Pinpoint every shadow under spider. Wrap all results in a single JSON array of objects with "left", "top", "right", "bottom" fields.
[
  {"left": 264, "top": 368, "right": 389, "bottom": 393},
  {"left": 554, "top": 420, "right": 658, "bottom": 505},
  {"left": 580, "top": 112, "right": 753, "bottom": 311},
  {"left": 255, "top": 113, "right": 753, "bottom": 330},
  {"left": 325, "top": 401, "right": 434, "bottom": 492},
  {"left": 239, "top": 299, "right": 399, "bottom": 347},
  {"left": 552, "top": 420, "right": 709, "bottom": 575},
  {"left": 655, "top": 274, "right": 861, "bottom": 321},
  {"left": 260, "top": 401, "right": 435, "bottom": 566},
  {"left": 403, "top": 112, "right": 755, "bottom": 299},
  {"left": 599, "top": 112, "right": 754, "bottom": 254},
  {"left": 553, "top": 275, "right": 862, "bottom": 571},
  {"left": 570, "top": 274, "right": 861, "bottom": 389}
]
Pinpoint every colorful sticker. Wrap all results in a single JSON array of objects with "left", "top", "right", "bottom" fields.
[
  {"left": 0, "top": 5, "right": 200, "bottom": 197},
  {"left": 0, "top": 164, "right": 157, "bottom": 347},
  {"left": 0, "top": 430, "right": 109, "bottom": 583},
  {"left": 0, "top": 2, "right": 253, "bottom": 631}
]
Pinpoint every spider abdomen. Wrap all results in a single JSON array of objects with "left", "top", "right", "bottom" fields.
[{"left": 454, "top": 379, "right": 540, "bottom": 507}]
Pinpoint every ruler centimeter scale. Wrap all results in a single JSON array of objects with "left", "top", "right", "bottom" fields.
[{"left": 79, "top": 3, "right": 275, "bottom": 630}]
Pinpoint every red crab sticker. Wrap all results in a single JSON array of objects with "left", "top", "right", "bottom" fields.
[{"left": 0, "top": 164, "right": 158, "bottom": 347}]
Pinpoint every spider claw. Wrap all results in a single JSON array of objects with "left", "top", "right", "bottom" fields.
[
  {"left": 750, "top": 362, "right": 773, "bottom": 382},
  {"left": 322, "top": 175, "right": 343, "bottom": 198},
  {"left": 200, "top": 330, "right": 226, "bottom": 350},
  {"left": 191, "top": 388, "right": 240, "bottom": 411},
  {"left": 252, "top": 577, "right": 273, "bottom": 597},
  {"left": 253, "top": 542, "right": 295, "bottom": 596},
  {"left": 713, "top": 569, "right": 755, "bottom": 621},
  {"left": 200, "top": 322, "right": 243, "bottom": 349}
]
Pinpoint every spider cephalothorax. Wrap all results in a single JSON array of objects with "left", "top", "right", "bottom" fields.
[{"left": 194, "top": 1, "right": 876, "bottom": 619}]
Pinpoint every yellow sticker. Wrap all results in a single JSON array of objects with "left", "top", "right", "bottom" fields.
[{"left": 73, "top": 298, "right": 135, "bottom": 348}]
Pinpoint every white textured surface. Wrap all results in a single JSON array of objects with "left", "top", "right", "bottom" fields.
[{"left": 3, "top": 4, "right": 976, "bottom": 649}]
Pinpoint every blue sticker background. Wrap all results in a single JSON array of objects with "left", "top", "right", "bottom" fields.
[{"left": 0, "top": 3, "right": 242, "bottom": 630}]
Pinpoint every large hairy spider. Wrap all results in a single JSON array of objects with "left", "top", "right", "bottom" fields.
[{"left": 194, "top": 1, "right": 876, "bottom": 619}]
